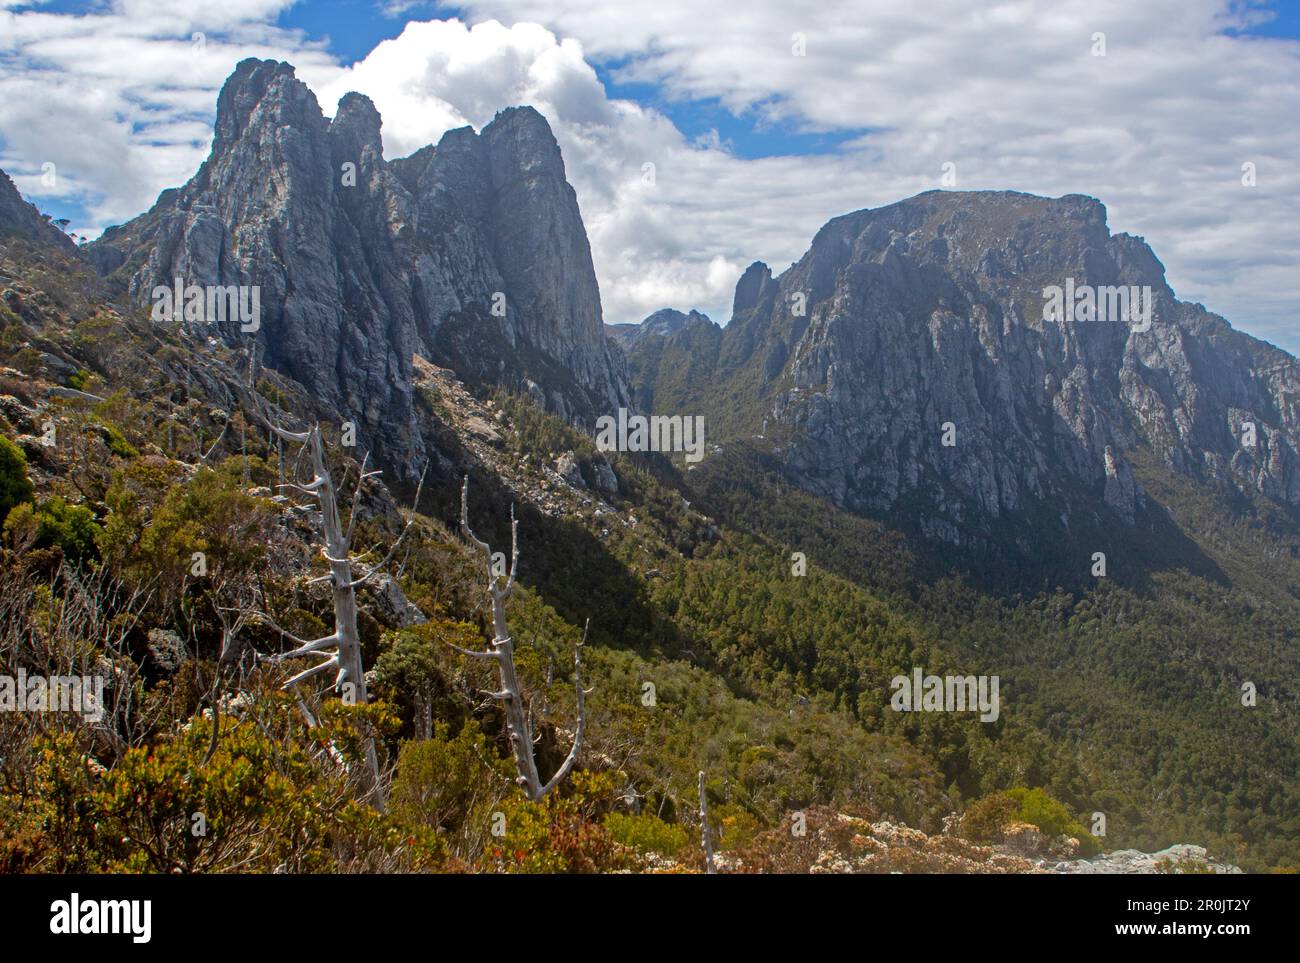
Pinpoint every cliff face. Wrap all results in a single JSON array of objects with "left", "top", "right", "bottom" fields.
[
  {"left": 87, "top": 59, "right": 628, "bottom": 476},
  {"left": 625, "top": 190, "right": 1300, "bottom": 545}
]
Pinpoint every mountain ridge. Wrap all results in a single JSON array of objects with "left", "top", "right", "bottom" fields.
[
  {"left": 8, "top": 61, "right": 1296, "bottom": 562},
  {"left": 2, "top": 67, "right": 1298, "bottom": 873},
  {"left": 623, "top": 188, "right": 1300, "bottom": 555}
]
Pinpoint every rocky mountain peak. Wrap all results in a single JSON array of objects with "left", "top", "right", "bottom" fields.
[
  {"left": 329, "top": 92, "right": 385, "bottom": 156},
  {"left": 626, "top": 189, "right": 1300, "bottom": 553},
  {"left": 733, "top": 260, "right": 775, "bottom": 316},
  {"left": 481, "top": 105, "right": 567, "bottom": 178},
  {"left": 651, "top": 308, "right": 713, "bottom": 335},
  {"left": 84, "top": 60, "right": 628, "bottom": 477},
  {"left": 608, "top": 308, "right": 717, "bottom": 349},
  {"left": 213, "top": 59, "right": 317, "bottom": 152}
]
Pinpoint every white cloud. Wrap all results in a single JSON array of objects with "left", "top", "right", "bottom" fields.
[
  {"left": 446, "top": 0, "right": 1300, "bottom": 349},
  {"left": 0, "top": 1, "right": 332, "bottom": 225},
  {"left": 0, "top": 0, "right": 1295, "bottom": 352},
  {"left": 272, "top": 16, "right": 771, "bottom": 327},
  {"left": 304, "top": 18, "right": 894, "bottom": 329},
  {"left": 305, "top": 20, "right": 618, "bottom": 155}
]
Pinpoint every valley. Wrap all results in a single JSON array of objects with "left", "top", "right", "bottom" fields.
[{"left": 0, "top": 58, "right": 1296, "bottom": 876}]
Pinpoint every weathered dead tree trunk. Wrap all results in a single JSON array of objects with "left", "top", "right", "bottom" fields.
[
  {"left": 450, "top": 476, "right": 588, "bottom": 801},
  {"left": 699, "top": 770, "right": 716, "bottom": 874},
  {"left": 259, "top": 422, "right": 422, "bottom": 809}
]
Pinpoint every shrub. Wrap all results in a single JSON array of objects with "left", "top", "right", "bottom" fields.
[
  {"left": 3, "top": 496, "right": 100, "bottom": 564},
  {"left": 479, "top": 771, "right": 632, "bottom": 873},
  {"left": 1005, "top": 787, "right": 1077, "bottom": 838},
  {"left": 960, "top": 787, "right": 1101, "bottom": 856},
  {"left": 95, "top": 418, "right": 137, "bottom": 458},
  {"left": 716, "top": 803, "right": 764, "bottom": 850},
  {"left": 130, "top": 460, "right": 273, "bottom": 598},
  {"left": 482, "top": 794, "right": 630, "bottom": 874},
  {"left": 8, "top": 346, "right": 42, "bottom": 376},
  {"left": 18, "top": 721, "right": 448, "bottom": 873},
  {"left": 96, "top": 457, "right": 179, "bottom": 565},
  {"left": 388, "top": 720, "right": 512, "bottom": 850},
  {"left": 0, "top": 434, "right": 34, "bottom": 525},
  {"left": 372, "top": 618, "right": 484, "bottom": 739},
  {"left": 959, "top": 791, "right": 1019, "bottom": 843},
  {"left": 605, "top": 812, "right": 690, "bottom": 857}
]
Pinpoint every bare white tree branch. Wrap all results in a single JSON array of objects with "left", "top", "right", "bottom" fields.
[
  {"left": 699, "top": 771, "right": 716, "bottom": 874},
  {"left": 450, "top": 476, "right": 589, "bottom": 801},
  {"left": 237, "top": 392, "right": 420, "bottom": 811}
]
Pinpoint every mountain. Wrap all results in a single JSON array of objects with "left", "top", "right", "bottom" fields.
[
  {"left": 3, "top": 61, "right": 1298, "bottom": 875},
  {"left": 86, "top": 59, "right": 629, "bottom": 477},
  {"left": 0, "top": 171, "right": 77, "bottom": 254},
  {"left": 606, "top": 307, "right": 715, "bottom": 347},
  {"left": 607, "top": 308, "right": 722, "bottom": 414},
  {"left": 624, "top": 190, "right": 1300, "bottom": 560}
]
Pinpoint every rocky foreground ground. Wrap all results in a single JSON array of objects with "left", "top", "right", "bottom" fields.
[
  {"left": 681, "top": 811, "right": 1244, "bottom": 874},
  {"left": 801, "top": 815, "right": 1240, "bottom": 874}
]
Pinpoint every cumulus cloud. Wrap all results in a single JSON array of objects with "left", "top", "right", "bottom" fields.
[
  {"left": 305, "top": 19, "right": 618, "bottom": 154},
  {"left": 303, "top": 18, "right": 901, "bottom": 330},
  {"left": 0, "top": 0, "right": 1295, "bottom": 351},
  {"left": 0, "top": 0, "right": 332, "bottom": 225},
  {"left": 449, "top": 0, "right": 1300, "bottom": 348}
]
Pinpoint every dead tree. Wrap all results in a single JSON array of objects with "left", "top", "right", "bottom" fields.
[
  {"left": 449, "top": 476, "right": 588, "bottom": 801},
  {"left": 259, "top": 421, "right": 422, "bottom": 807},
  {"left": 699, "top": 770, "right": 716, "bottom": 874}
]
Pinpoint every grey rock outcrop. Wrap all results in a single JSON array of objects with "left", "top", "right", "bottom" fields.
[
  {"left": 146, "top": 628, "right": 189, "bottom": 675},
  {"left": 591, "top": 455, "right": 618, "bottom": 495},
  {"left": 367, "top": 574, "right": 427, "bottom": 629},
  {"left": 86, "top": 59, "right": 629, "bottom": 477},
  {"left": 628, "top": 190, "right": 1300, "bottom": 547},
  {"left": 1051, "top": 843, "right": 1241, "bottom": 874},
  {"left": 555, "top": 450, "right": 586, "bottom": 488}
]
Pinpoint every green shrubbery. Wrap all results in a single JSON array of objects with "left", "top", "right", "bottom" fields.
[
  {"left": 960, "top": 786, "right": 1101, "bottom": 856},
  {"left": 126, "top": 458, "right": 274, "bottom": 597},
  {"left": 95, "top": 417, "right": 138, "bottom": 458},
  {"left": 481, "top": 771, "right": 632, "bottom": 873},
  {"left": 388, "top": 720, "right": 512, "bottom": 847},
  {"left": 8, "top": 345, "right": 42, "bottom": 376},
  {"left": 14, "top": 713, "right": 447, "bottom": 873},
  {"left": 959, "top": 790, "right": 1018, "bottom": 843},
  {"left": 604, "top": 812, "right": 690, "bottom": 857},
  {"left": 1005, "top": 787, "right": 1086, "bottom": 841},
  {"left": 0, "top": 434, "right": 33, "bottom": 524},
  {"left": 372, "top": 618, "right": 486, "bottom": 740},
  {"left": 3, "top": 495, "right": 100, "bottom": 564}
]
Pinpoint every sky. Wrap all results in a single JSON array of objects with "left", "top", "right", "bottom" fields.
[{"left": 0, "top": 0, "right": 1297, "bottom": 353}]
